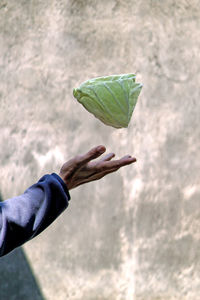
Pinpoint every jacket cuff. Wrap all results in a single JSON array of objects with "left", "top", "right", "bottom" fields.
[{"left": 51, "top": 173, "right": 71, "bottom": 201}]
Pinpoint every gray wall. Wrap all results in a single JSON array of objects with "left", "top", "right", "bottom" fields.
[{"left": 0, "top": 0, "right": 200, "bottom": 299}]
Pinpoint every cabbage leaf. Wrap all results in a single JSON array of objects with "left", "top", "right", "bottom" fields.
[{"left": 73, "top": 74, "right": 142, "bottom": 128}]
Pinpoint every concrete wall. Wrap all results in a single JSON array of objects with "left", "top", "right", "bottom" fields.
[{"left": 0, "top": 0, "right": 200, "bottom": 299}]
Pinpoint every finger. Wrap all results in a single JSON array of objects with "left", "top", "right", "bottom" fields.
[
  {"left": 87, "top": 152, "right": 115, "bottom": 169},
  {"left": 75, "top": 156, "right": 137, "bottom": 186},
  {"left": 86, "top": 165, "right": 124, "bottom": 182},
  {"left": 120, "top": 155, "right": 137, "bottom": 164},
  {"left": 76, "top": 145, "right": 106, "bottom": 166},
  {"left": 96, "top": 155, "right": 136, "bottom": 171},
  {"left": 99, "top": 153, "right": 115, "bottom": 162}
]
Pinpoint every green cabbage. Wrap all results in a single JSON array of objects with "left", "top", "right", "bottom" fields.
[{"left": 73, "top": 74, "right": 142, "bottom": 128}]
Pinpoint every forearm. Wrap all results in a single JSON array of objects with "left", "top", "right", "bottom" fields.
[{"left": 0, "top": 173, "right": 70, "bottom": 257}]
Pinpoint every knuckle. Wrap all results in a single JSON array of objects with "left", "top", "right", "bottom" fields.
[
  {"left": 74, "top": 155, "right": 82, "bottom": 165},
  {"left": 89, "top": 149, "right": 97, "bottom": 157},
  {"left": 75, "top": 155, "right": 81, "bottom": 160},
  {"left": 115, "top": 161, "right": 121, "bottom": 168},
  {"left": 96, "top": 164, "right": 104, "bottom": 172}
]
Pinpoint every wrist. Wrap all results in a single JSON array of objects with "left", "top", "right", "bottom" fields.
[{"left": 52, "top": 173, "right": 71, "bottom": 198}]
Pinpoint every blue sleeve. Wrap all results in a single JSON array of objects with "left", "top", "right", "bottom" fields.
[{"left": 0, "top": 173, "right": 71, "bottom": 257}]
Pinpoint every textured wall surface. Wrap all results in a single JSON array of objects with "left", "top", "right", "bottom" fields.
[{"left": 0, "top": 0, "right": 200, "bottom": 299}]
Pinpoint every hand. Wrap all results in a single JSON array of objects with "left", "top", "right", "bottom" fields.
[
  {"left": 59, "top": 145, "right": 136, "bottom": 190},
  {"left": 59, "top": 145, "right": 137, "bottom": 190}
]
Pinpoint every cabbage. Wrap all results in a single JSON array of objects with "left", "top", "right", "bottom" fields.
[{"left": 73, "top": 74, "right": 142, "bottom": 128}]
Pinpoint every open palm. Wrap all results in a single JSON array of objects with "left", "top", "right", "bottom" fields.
[{"left": 59, "top": 145, "right": 136, "bottom": 190}]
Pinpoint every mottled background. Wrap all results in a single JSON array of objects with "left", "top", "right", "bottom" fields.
[{"left": 0, "top": 0, "right": 200, "bottom": 299}]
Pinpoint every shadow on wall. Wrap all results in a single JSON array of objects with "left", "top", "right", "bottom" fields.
[{"left": 0, "top": 192, "right": 45, "bottom": 300}]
